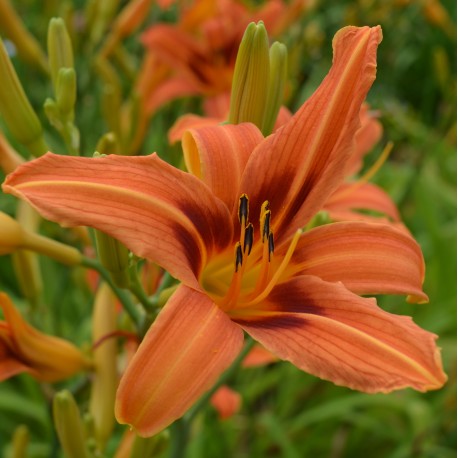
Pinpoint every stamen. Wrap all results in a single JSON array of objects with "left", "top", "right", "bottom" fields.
[
  {"left": 238, "top": 194, "right": 249, "bottom": 225},
  {"left": 242, "top": 228, "right": 302, "bottom": 308},
  {"left": 234, "top": 242, "right": 243, "bottom": 272},
  {"left": 268, "top": 232, "right": 274, "bottom": 261},
  {"left": 219, "top": 242, "right": 245, "bottom": 311},
  {"left": 259, "top": 200, "right": 270, "bottom": 242},
  {"left": 262, "top": 210, "right": 271, "bottom": 242},
  {"left": 249, "top": 229, "right": 272, "bottom": 299},
  {"left": 243, "top": 223, "right": 254, "bottom": 255}
]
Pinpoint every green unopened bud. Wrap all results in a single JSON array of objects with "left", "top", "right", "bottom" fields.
[
  {"left": 53, "top": 390, "right": 90, "bottom": 458},
  {"left": 12, "top": 202, "right": 43, "bottom": 306},
  {"left": 0, "top": 210, "right": 82, "bottom": 264},
  {"left": 43, "top": 97, "right": 62, "bottom": 130},
  {"left": 56, "top": 67, "right": 76, "bottom": 119},
  {"left": 262, "top": 42, "right": 287, "bottom": 136},
  {"left": 96, "top": 132, "right": 120, "bottom": 155},
  {"left": 0, "top": 38, "right": 47, "bottom": 157},
  {"left": 228, "top": 22, "right": 270, "bottom": 130},
  {"left": 47, "top": 18, "right": 74, "bottom": 90},
  {"left": 89, "top": 282, "right": 118, "bottom": 450},
  {"left": 11, "top": 424, "right": 29, "bottom": 458},
  {"left": 94, "top": 230, "right": 130, "bottom": 288}
]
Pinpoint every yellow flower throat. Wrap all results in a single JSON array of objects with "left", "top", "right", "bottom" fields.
[{"left": 201, "top": 194, "right": 302, "bottom": 313}]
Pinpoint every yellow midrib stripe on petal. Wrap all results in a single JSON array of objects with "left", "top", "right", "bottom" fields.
[
  {"left": 296, "top": 29, "right": 373, "bottom": 187},
  {"left": 134, "top": 304, "right": 219, "bottom": 427},
  {"left": 231, "top": 309, "right": 442, "bottom": 387},
  {"left": 15, "top": 179, "right": 208, "bottom": 265}
]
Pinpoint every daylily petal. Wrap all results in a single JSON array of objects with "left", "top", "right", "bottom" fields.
[
  {"left": 0, "top": 293, "right": 88, "bottom": 381},
  {"left": 115, "top": 284, "right": 244, "bottom": 437},
  {"left": 284, "top": 221, "right": 427, "bottom": 303},
  {"left": 345, "top": 104, "right": 383, "bottom": 176},
  {"left": 202, "top": 92, "right": 231, "bottom": 118},
  {"left": 239, "top": 26, "right": 382, "bottom": 242},
  {"left": 142, "top": 24, "right": 227, "bottom": 93},
  {"left": 168, "top": 114, "right": 220, "bottom": 144},
  {"left": 142, "top": 24, "right": 207, "bottom": 74},
  {"left": 145, "top": 76, "right": 205, "bottom": 115},
  {"left": 242, "top": 344, "right": 277, "bottom": 368},
  {"left": 325, "top": 182, "right": 401, "bottom": 222},
  {"left": 273, "top": 105, "right": 292, "bottom": 131},
  {"left": 0, "top": 335, "right": 34, "bottom": 380},
  {"left": 182, "top": 123, "right": 264, "bottom": 212},
  {"left": 3, "top": 153, "right": 233, "bottom": 286},
  {"left": 234, "top": 276, "right": 446, "bottom": 393}
]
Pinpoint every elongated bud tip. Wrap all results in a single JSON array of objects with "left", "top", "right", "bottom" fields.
[
  {"left": 56, "top": 67, "right": 77, "bottom": 117},
  {"left": 48, "top": 17, "right": 74, "bottom": 89},
  {"left": 228, "top": 21, "right": 270, "bottom": 129},
  {"left": 262, "top": 41, "right": 288, "bottom": 136},
  {"left": 0, "top": 38, "right": 46, "bottom": 156},
  {"left": 96, "top": 132, "right": 120, "bottom": 155},
  {"left": 53, "top": 390, "right": 89, "bottom": 458}
]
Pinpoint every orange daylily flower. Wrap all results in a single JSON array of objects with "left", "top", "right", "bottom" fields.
[
  {"left": 3, "top": 26, "right": 446, "bottom": 437},
  {"left": 0, "top": 293, "right": 89, "bottom": 382},
  {"left": 210, "top": 344, "right": 277, "bottom": 420},
  {"left": 210, "top": 385, "right": 242, "bottom": 420},
  {"left": 170, "top": 101, "right": 399, "bottom": 224},
  {"left": 137, "top": 0, "right": 309, "bottom": 117}
]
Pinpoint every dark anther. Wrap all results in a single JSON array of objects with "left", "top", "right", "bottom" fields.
[
  {"left": 238, "top": 194, "right": 249, "bottom": 224},
  {"left": 262, "top": 210, "right": 271, "bottom": 242},
  {"left": 243, "top": 223, "right": 254, "bottom": 255},
  {"left": 268, "top": 232, "right": 275, "bottom": 261},
  {"left": 235, "top": 243, "right": 243, "bottom": 272}
]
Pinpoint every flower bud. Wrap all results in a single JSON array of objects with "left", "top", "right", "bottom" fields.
[
  {"left": 96, "top": 132, "right": 120, "bottom": 155},
  {"left": 53, "top": 390, "right": 90, "bottom": 458},
  {"left": 228, "top": 22, "right": 270, "bottom": 130},
  {"left": 56, "top": 67, "right": 77, "bottom": 119},
  {"left": 47, "top": 18, "right": 74, "bottom": 90},
  {"left": 11, "top": 424, "right": 30, "bottom": 458},
  {"left": 262, "top": 42, "right": 287, "bottom": 136},
  {"left": 0, "top": 38, "right": 47, "bottom": 157},
  {"left": 0, "top": 210, "right": 82, "bottom": 265},
  {"left": 11, "top": 201, "right": 43, "bottom": 305},
  {"left": 89, "top": 282, "right": 118, "bottom": 449}
]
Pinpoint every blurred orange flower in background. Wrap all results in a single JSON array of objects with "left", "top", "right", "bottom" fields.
[{"left": 0, "top": 293, "right": 89, "bottom": 382}]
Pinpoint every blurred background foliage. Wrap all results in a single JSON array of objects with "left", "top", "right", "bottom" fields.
[{"left": 0, "top": 0, "right": 456, "bottom": 457}]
